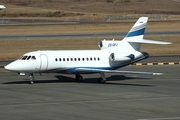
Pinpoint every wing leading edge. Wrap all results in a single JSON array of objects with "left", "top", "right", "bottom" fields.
[{"left": 76, "top": 68, "right": 162, "bottom": 75}]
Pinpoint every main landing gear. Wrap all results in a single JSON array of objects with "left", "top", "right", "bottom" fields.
[
  {"left": 75, "top": 74, "right": 83, "bottom": 82},
  {"left": 98, "top": 72, "right": 106, "bottom": 83},
  {"left": 29, "top": 73, "right": 35, "bottom": 84}
]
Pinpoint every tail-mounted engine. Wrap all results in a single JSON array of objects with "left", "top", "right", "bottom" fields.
[{"left": 109, "top": 53, "right": 135, "bottom": 62}]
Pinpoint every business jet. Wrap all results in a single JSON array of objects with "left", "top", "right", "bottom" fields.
[
  {"left": 0, "top": 5, "right": 6, "bottom": 10},
  {"left": 5, "top": 17, "right": 171, "bottom": 84}
]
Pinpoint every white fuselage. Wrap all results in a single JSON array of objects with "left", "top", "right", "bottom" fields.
[
  {"left": 5, "top": 49, "right": 146, "bottom": 74},
  {"left": 4, "top": 17, "right": 170, "bottom": 84}
]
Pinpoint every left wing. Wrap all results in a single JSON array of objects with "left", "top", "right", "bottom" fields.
[{"left": 76, "top": 68, "right": 162, "bottom": 75}]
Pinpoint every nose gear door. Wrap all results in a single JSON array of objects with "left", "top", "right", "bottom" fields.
[{"left": 40, "top": 54, "right": 48, "bottom": 71}]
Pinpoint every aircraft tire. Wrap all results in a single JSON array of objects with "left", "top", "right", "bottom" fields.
[
  {"left": 75, "top": 75, "right": 83, "bottom": 82},
  {"left": 29, "top": 81, "right": 34, "bottom": 84},
  {"left": 98, "top": 78, "right": 105, "bottom": 84}
]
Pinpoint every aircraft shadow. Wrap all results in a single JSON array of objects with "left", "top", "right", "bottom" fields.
[
  {"left": 2, "top": 75, "right": 75, "bottom": 85},
  {"left": 3, "top": 75, "right": 154, "bottom": 87},
  {"left": 2, "top": 79, "right": 61, "bottom": 85},
  {"left": 57, "top": 75, "right": 154, "bottom": 87},
  {"left": 83, "top": 75, "right": 154, "bottom": 87}
]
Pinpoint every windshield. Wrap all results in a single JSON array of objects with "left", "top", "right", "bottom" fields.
[{"left": 19, "top": 55, "right": 36, "bottom": 60}]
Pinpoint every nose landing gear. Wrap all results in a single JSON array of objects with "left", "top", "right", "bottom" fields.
[{"left": 29, "top": 73, "right": 35, "bottom": 84}]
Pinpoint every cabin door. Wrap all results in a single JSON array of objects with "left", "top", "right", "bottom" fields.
[{"left": 40, "top": 54, "right": 48, "bottom": 71}]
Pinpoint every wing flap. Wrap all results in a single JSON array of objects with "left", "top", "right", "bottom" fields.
[{"left": 76, "top": 68, "right": 162, "bottom": 75}]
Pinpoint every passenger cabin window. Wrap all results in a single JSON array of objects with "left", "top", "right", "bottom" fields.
[{"left": 56, "top": 57, "right": 100, "bottom": 62}]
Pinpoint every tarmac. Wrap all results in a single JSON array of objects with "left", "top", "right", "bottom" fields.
[
  {"left": 0, "top": 60, "right": 180, "bottom": 120},
  {"left": 0, "top": 17, "right": 180, "bottom": 120}
]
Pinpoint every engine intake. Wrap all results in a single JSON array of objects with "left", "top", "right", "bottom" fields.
[{"left": 98, "top": 39, "right": 120, "bottom": 50}]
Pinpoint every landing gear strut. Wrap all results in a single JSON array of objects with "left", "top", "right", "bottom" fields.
[
  {"left": 98, "top": 72, "right": 106, "bottom": 83},
  {"left": 75, "top": 74, "right": 83, "bottom": 82},
  {"left": 29, "top": 73, "right": 35, "bottom": 84}
]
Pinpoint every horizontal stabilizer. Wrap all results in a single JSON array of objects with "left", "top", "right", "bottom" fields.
[{"left": 127, "top": 39, "right": 171, "bottom": 45}]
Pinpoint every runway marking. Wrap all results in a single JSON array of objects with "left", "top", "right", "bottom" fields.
[
  {"left": 158, "top": 62, "right": 164, "bottom": 65},
  {"left": 133, "top": 62, "right": 180, "bottom": 66},
  {"left": 137, "top": 117, "right": 180, "bottom": 120}
]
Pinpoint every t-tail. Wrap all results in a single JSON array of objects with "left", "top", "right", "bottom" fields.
[
  {"left": 122, "top": 17, "right": 171, "bottom": 51},
  {"left": 98, "top": 17, "right": 171, "bottom": 51}
]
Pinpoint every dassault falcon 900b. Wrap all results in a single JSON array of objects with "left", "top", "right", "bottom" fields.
[{"left": 5, "top": 17, "right": 171, "bottom": 84}]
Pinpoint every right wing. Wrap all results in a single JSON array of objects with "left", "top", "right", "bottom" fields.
[{"left": 76, "top": 68, "right": 163, "bottom": 75}]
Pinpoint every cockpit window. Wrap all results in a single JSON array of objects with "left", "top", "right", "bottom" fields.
[
  {"left": 27, "top": 56, "right": 31, "bottom": 60},
  {"left": 22, "top": 56, "right": 28, "bottom": 60},
  {"left": 31, "top": 56, "right": 36, "bottom": 60},
  {"left": 19, "top": 55, "right": 36, "bottom": 60},
  {"left": 19, "top": 56, "right": 23, "bottom": 60}
]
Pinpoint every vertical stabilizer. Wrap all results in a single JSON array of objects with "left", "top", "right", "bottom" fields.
[{"left": 123, "top": 17, "right": 148, "bottom": 50}]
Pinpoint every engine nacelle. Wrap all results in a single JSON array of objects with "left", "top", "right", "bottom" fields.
[
  {"left": 109, "top": 53, "right": 135, "bottom": 62},
  {"left": 98, "top": 39, "right": 121, "bottom": 50}
]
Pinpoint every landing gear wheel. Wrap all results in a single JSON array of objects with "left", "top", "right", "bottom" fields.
[
  {"left": 98, "top": 77, "right": 105, "bottom": 84},
  {"left": 29, "top": 81, "right": 34, "bottom": 84},
  {"left": 29, "top": 73, "right": 35, "bottom": 85},
  {"left": 75, "top": 74, "right": 83, "bottom": 82}
]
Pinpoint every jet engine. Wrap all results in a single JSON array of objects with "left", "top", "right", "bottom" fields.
[{"left": 109, "top": 53, "right": 135, "bottom": 62}]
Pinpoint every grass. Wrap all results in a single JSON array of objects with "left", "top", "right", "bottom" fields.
[
  {"left": 0, "top": 36, "right": 179, "bottom": 60},
  {"left": 0, "top": 20, "right": 180, "bottom": 35},
  {"left": 0, "top": 1, "right": 179, "bottom": 60},
  {"left": 2, "top": 0, "right": 180, "bottom": 15},
  {"left": 0, "top": 18, "right": 179, "bottom": 60}
]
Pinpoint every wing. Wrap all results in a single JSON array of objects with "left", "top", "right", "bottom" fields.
[{"left": 76, "top": 68, "right": 162, "bottom": 75}]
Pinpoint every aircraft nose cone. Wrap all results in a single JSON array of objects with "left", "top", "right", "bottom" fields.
[
  {"left": 5, "top": 61, "right": 21, "bottom": 71},
  {"left": 5, "top": 63, "right": 14, "bottom": 71}
]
